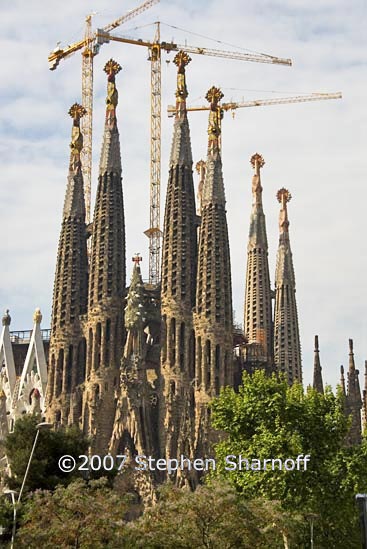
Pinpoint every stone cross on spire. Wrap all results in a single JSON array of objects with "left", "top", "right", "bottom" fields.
[
  {"left": 174, "top": 51, "right": 191, "bottom": 117},
  {"left": 132, "top": 253, "right": 143, "bottom": 265},
  {"left": 206, "top": 86, "right": 224, "bottom": 154}
]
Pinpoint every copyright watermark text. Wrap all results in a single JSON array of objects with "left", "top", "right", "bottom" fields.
[{"left": 58, "top": 454, "right": 311, "bottom": 473}]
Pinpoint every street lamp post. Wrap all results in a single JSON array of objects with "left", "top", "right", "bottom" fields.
[
  {"left": 356, "top": 494, "right": 367, "bottom": 548},
  {"left": 8, "top": 421, "right": 52, "bottom": 548},
  {"left": 3, "top": 489, "right": 16, "bottom": 549},
  {"left": 305, "top": 513, "right": 318, "bottom": 549}
]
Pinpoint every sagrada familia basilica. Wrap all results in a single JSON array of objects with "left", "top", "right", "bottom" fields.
[{"left": 0, "top": 53, "right": 365, "bottom": 484}]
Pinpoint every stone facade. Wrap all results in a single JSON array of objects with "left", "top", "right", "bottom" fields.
[{"left": 22, "top": 51, "right": 364, "bottom": 483}]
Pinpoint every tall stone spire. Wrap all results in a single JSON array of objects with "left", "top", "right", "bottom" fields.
[
  {"left": 273, "top": 188, "right": 302, "bottom": 384},
  {"left": 82, "top": 60, "right": 126, "bottom": 452},
  {"left": 194, "top": 86, "right": 233, "bottom": 455},
  {"left": 362, "top": 361, "right": 367, "bottom": 434},
  {"left": 160, "top": 51, "right": 197, "bottom": 463},
  {"left": 340, "top": 364, "right": 346, "bottom": 396},
  {"left": 243, "top": 154, "right": 273, "bottom": 368},
  {"left": 345, "top": 339, "right": 362, "bottom": 445},
  {"left": 46, "top": 103, "right": 88, "bottom": 426},
  {"left": 312, "top": 335, "right": 324, "bottom": 393}
]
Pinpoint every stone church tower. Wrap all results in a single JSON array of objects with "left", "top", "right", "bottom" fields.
[
  {"left": 46, "top": 103, "right": 89, "bottom": 426},
  {"left": 193, "top": 87, "right": 233, "bottom": 455},
  {"left": 160, "top": 52, "right": 198, "bottom": 461},
  {"left": 342, "top": 339, "right": 362, "bottom": 445},
  {"left": 312, "top": 335, "right": 324, "bottom": 393},
  {"left": 243, "top": 154, "right": 273, "bottom": 371},
  {"left": 273, "top": 188, "right": 302, "bottom": 384},
  {"left": 82, "top": 60, "right": 126, "bottom": 452}
]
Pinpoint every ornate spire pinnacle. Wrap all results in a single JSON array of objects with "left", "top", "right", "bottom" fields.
[
  {"left": 33, "top": 308, "right": 42, "bottom": 325},
  {"left": 206, "top": 86, "right": 224, "bottom": 155},
  {"left": 200, "top": 91, "right": 226, "bottom": 209},
  {"left": 169, "top": 55, "right": 193, "bottom": 166},
  {"left": 248, "top": 154, "right": 267, "bottom": 244},
  {"left": 348, "top": 338, "right": 355, "bottom": 372},
  {"left": 63, "top": 104, "right": 87, "bottom": 218},
  {"left": 104, "top": 59, "right": 121, "bottom": 126},
  {"left": 174, "top": 51, "right": 191, "bottom": 117},
  {"left": 250, "top": 152, "right": 265, "bottom": 175},
  {"left": 196, "top": 160, "right": 206, "bottom": 213},
  {"left": 250, "top": 153, "right": 265, "bottom": 207},
  {"left": 313, "top": 335, "right": 324, "bottom": 393},
  {"left": 277, "top": 188, "right": 291, "bottom": 235},
  {"left": 99, "top": 59, "right": 122, "bottom": 175},
  {"left": 68, "top": 103, "right": 86, "bottom": 170},
  {"left": 2, "top": 309, "right": 10, "bottom": 326}
]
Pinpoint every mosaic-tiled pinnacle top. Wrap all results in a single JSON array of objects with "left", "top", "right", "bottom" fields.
[
  {"left": 275, "top": 188, "right": 296, "bottom": 286},
  {"left": 201, "top": 87, "right": 225, "bottom": 208},
  {"left": 99, "top": 59, "right": 122, "bottom": 175},
  {"left": 169, "top": 51, "right": 193, "bottom": 166},
  {"left": 63, "top": 103, "right": 86, "bottom": 219},
  {"left": 248, "top": 153, "right": 268, "bottom": 249}
]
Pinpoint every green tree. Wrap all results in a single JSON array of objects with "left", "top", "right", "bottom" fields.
[
  {"left": 210, "top": 370, "right": 367, "bottom": 548},
  {"left": 125, "top": 480, "right": 303, "bottom": 548},
  {"left": 15, "top": 478, "right": 129, "bottom": 548},
  {"left": 3, "top": 414, "right": 89, "bottom": 493}
]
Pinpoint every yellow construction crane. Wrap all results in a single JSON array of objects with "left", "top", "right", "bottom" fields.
[
  {"left": 167, "top": 91, "right": 342, "bottom": 116},
  {"left": 48, "top": 0, "right": 160, "bottom": 226},
  {"left": 168, "top": 90, "right": 342, "bottom": 212},
  {"left": 96, "top": 27, "right": 292, "bottom": 286}
]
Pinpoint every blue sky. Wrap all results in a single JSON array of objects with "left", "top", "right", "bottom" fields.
[{"left": 0, "top": 0, "right": 366, "bottom": 390}]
